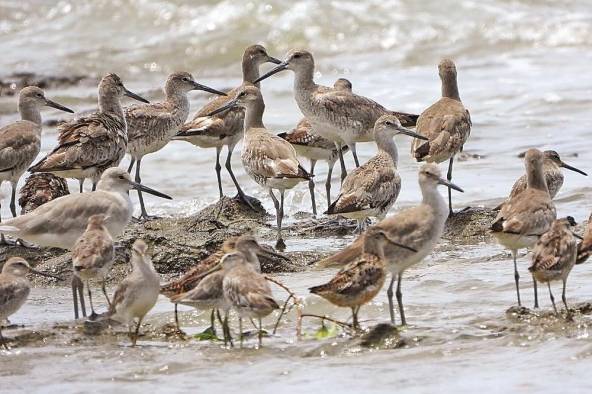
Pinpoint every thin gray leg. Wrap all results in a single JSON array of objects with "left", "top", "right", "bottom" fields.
[
  {"left": 135, "top": 158, "right": 149, "bottom": 219},
  {"left": 387, "top": 275, "right": 396, "bottom": 324},
  {"left": 562, "top": 278, "right": 569, "bottom": 311},
  {"left": 336, "top": 142, "right": 347, "bottom": 183},
  {"left": 9, "top": 181, "right": 17, "bottom": 217},
  {"left": 533, "top": 275, "right": 539, "bottom": 309},
  {"left": 512, "top": 250, "right": 521, "bottom": 306},
  {"left": 215, "top": 145, "right": 223, "bottom": 198},
  {"left": 325, "top": 160, "right": 334, "bottom": 208},
  {"left": 447, "top": 156, "right": 454, "bottom": 216},
  {"left": 350, "top": 142, "right": 360, "bottom": 167},
  {"left": 396, "top": 274, "right": 406, "bottom": 326},
  {"left": 78, "top": 179, "right": 84, "bottom": 193},
  {"left": 308, "top": 160, "right": 317, "bottom": 216},
  {"left": 548, "top": 282, "right": 558, "bottom": 315}
]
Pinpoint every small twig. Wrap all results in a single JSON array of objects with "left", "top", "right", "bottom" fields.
[
  {"left": 264, "top": 276, "right": 303, "bottom": 338},
  {"left": 273, "top": 294, "right": 293, "bottom": 334},
  {"left": 300, "top": 313, "right": 352, "bottom": 329}
]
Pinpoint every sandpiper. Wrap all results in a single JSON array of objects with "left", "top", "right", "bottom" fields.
[
  {"left": 412, "top": 59, "right": 472, "bottom": 216},
  {"left": 277, "top": 78, "right": 353, "bottom": 215},
  {"left": 491, "top": 148, "right": 556, "bottom": 308},
  {"left": 0, "top": 87, "right": 72, "bottom": 243},
  {"left": 318, "top": 163, "right": 464, "bottom": 325},
  {"left": 18, "top": 173, "right": 69, "bottom": 214},
  {"left": 576, "top": 212, "right": 592, "bottom": 265},
  {"left": 71, "top": 214, "right": 115, "bottom": 319},
  {"left": 310, "top": 227, "right": 416, "bottom": 329},
  {"left": 326, "top": 115, "right": 427, "bottom": 232},
  {"left": 495, "top": 150, "right": 587, "bottom": 210},
  {"left": 174, "top": 45, "right": 281, "bottom": 206},
  {"left": 0, "top": 167, "right": 171, "bottom": 249},
  {"left": 0, "top": 257, "right": 61, "bottom": 350},
  {"left": 254, "top": 49, "right": 418, "bottom": 181},
  {"left": 29, "top": 74, "right": 149, "bottom": 191},
  {"left": 207, "top": 86, "right": 311, "bottom": 249},
  {"left": 529, "top": 217, "right": 578, "bottom": 314},
  {"left": 126, "top": 72, "right": 226, "bottom": 219}
]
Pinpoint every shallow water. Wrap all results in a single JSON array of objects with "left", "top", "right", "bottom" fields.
[{"left": 1, "top": 0, "right": 592, "bottom": 392}]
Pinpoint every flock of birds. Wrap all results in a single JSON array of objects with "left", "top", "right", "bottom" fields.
[{"left": 0, "top": 44, "right": 591, "bottom": 349}]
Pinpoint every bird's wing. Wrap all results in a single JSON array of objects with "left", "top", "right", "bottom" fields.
[
  {"left": 125, "top": 102, "right": 176, "bottom": 141},
  {"left": 312, "top": 254, "right": 384, "bottom": 296},
  {"left": 499, "top": 190, "right": 556, "bottom": 235},
  {"left": 0, "top": 122, "right": 41, "bottom": 173},
  {"left": 312, "top": 89, "right": 386, "bottom": 130},
  {"left": 72, "top": 230, "right": 114, "bottom": 270},
  {"left": 243, "top": 130, "right": 305, "bottom": 178},
  {"left": 0, "top": 280, "right": 29, "bottom": 310}
]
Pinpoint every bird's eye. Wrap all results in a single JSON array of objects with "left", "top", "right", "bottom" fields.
[
  {"left": 183, "top": 77, "right": 189, "bottom": 81},
  {"left": 119, "top": 175, "right": 125, "bottom": 179},
  {"left": 37, "top": 93, "right": 43, "bottom": 98},
  {"left": 238, "top": 92, "right": 246, "bottom": 97},
  {"left": 385, "top": 121, "right": 393, "bottom": 126},
  {"left": 293, "top": 53, "right": 301, "bottom": 59}
]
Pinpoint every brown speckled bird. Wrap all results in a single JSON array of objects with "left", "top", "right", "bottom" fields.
[
  {"left": 18, "top": 173, "right": 70, "bottom": 214},
  {"left": 576, "top": 212, "right": 592, "bottom": 265}
]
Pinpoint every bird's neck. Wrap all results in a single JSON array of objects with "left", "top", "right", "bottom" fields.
[
  {"left": 242, "top": 59, "right": 261, "bottom": 87},
  {"left": 165, "top": 90, "right": 190, "bottom": 118},
  {"left": 441, "top": 73, "right": 461, "bottom": 101},
  {"left": 19, "top": 103, "right": 42, "bottom": 126},
  {"left": 244, "top": 101, "right": 265, "bottom": 130},
  {"left": 527, "top": 164, "right": 549, "bottom": 192},
  {"left": 293, "top": 66, "right": 316, "bottom": 92},
  {"left": 375, "top": 130, "right": 399, "bottom": 167},
  {"left": 99, "top": 94, "right": 124, "bottom": 119},
  {"left": 421, "top": 183, "right": 447, "bottom": 218}
]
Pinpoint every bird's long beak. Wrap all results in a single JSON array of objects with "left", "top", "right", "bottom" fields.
[
  {"left": 267, "top": 56, "right": 283, "bottom": 65},
  {"left": 129, "top": 181, "right": 172, "bottom": 199},
  {"left": 124, "top": 88, "right": 150, "bottom": 104},
  {"left": 382, "top": 234, "right": 418, "bottom": 253},
  {"left": 29, "top": 268, "right": 63, "bottom": 281},
  {"left": 253, "top": 61, "right": 289, "bottom": 84},
  {"left": 45, "top": 99, "right": 75, "bottom": 114},
  {"left": 397, "top": 126, "right": 428, "bottom": 140},
  {"left": 192, "top": 262, "right": 223, "bottom": 282},
  {"left": 191, "top": 81, "right": 227, "bottom": 96},
  {"left": 207, "top": 98, "right": 239, "bottom": 116},
  {"left": 560, "top": 161, "right": 587, "bottom": 176},
  {"left": 438, "top": 177, "right": 464, "bottom": 192},
  {"left": 255, "top": 244, "right": 288, "bottom": 261}
]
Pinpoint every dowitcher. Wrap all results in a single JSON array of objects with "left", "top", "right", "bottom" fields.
[
  {"left": 0, "top": 87, "right": 72, "bottom": 243},
  {"left": 491, "top": 148, "right": 556, "bottom": 308},
  {"left": 208, "top": 85, "right": 311, "bottom": 249},
  {"left": 174, "top": 45, "right": 281, "bottom": 206},
  {"left": 495, "top": 150, "right": 587, "bottom": 210},
  {"left": 126, "top": 72, "right": 226, "bottom": 219},
  {"left": 18, "top": 173, "right": 69, "bottom": 214},
  {"left": 29, "top": 74, "right": 148, "bottom": 191},
  {"left": 576, "top": 212, "right": 592, "bottom": 265},
  {"left": 0, "top": 167, "right": 171, "bottom": 249},
  {"left": 318, "top": 163, "right": 464, "bottom": 325},
  {"left": 0, "top": 257, "right": 61, "bottom": 350},
  {"left": 277, "top": 78, "right": 353, "bottom": 215},
  {"left": 411, "top": 59, "right": 471, "bottom": 216},
  {"left": 326, "top": 115, "right": 427, "bottom": 232},
  {"left": 254, "top": 50, "right": 418, "bottom": 181},
  {"left": 108, "top": 239, "right": 160, "bottom": 347},
  {"left": 71, "top": 214, "right": 115, "bottom": 319},
  {"left": 529, "top": 217, "right": 578, "bottom": 314},
  {"left": 310, "top": 227, "right": 416, "bottom": 329}
]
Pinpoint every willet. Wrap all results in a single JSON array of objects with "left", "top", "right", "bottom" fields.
[
  {"left": 0, "top": 87, "right": 72, "bottom": 243},
  {"left": 491, "top": 148, "right": 556, "bottom": 308},
  {"left": 495, "top": 150, "right": 587, "bottom": 210},
  {"left": 0, "top": 167, "right": 171, "bottom": 249},
  {"left": 174, "top": 45, "right": 281, "bottom": 206},
  {"left": 576, "top": 212, "right": 592, "bottom": 265},
  {"left": 126, "top": 72, "right": 226, "bottom": 219},
  {"left": 108, "top": 239, "right": 160, "bottom": 347},
  {"left": 18, "top": 173, "right": 69, "bottom": 214},
  {"left": 207, "top": 85, "right": 311, "bottom": 249},
  {"left": 310, "top": 227, "right": 416, "bottom": 329},
  {"left": 29, "top": 74, "right": 149, "bottom": 191},
  {"left": 318, "top": 163, "right": 464, "bottom": 325},
  {"left": 326, "top": 115, "right": 427, "bottom": 232},
  {"left": 529, "top": 217, "right": 578, "bottom": 314},
  {"left": 411, "top": 59, "right": 471, "bottom": 216},
  {"left": 0, "top": 257, "right": 61, "bottom": 350},
  {"left": 277, "top": 78, "right": 353, "bottom": 215},
  {"left": 71, "top": 214, "right": 115, "bottom": 319},
  {"left": 254, "top": 49, "right": 418, "bottom": 181}
]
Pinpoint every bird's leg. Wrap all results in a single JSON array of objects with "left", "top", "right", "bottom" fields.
[
  {"left": 396, "top": 274, "right": 406, "bottom": 326},
  {"left": 512, "top": 250, "right": 521, "bottom": 307},
  {"left": 239, "top": 317, "right": 243, "bottom": 349},
  {"left": 223, "top": 312, "right": 233, "bottom": 347},
  {"left": 336, "top": 142, "right": 347, "bottom": 183},
  {"left": 135, "top": 158, "right": 150, "bottom": 220},
  {"left": 326, "top": 160, "right": 334, "bottom": 208},
  {"left": 350, "top": 142, "right": 360, "bottom": 167},
  {"left": 447, "top": 156, "right": 454, "bottom": 217},
  {"left": 127, "top": 158, "right": 135, "bottom": 174},
  {"left": 131, "top": 317, "right": 143, "bottom": 347},
  {"left": 210, "top": 308, "right": 216, "bottom": 336},
  {"left": 269, "top": 190, "right": 285, "bottom": 250},
  {"left": 562, "top": 278, "right": 569, "bottom": 312},
  {"left": 533, "top": 275, "right": 539, "bottom": 309},
  {"left": 225, "top": 144, "right": 255, "bottom": 210},
  {"left": 78, "top": 179, "right": 84, "bottom": 193},
  {"left": 308, "top": 159, "right": 317, "bottom": 217},
  {"left": 174, "top": 303, "right": 180, "bottom": 330},
  {"left": 91, "top": 180, "right": 97, "bottom": 191},
  {"left": 215, "top": 145, "right": 223, "bottom": 199},
  {"left": 87, "top": 281, "right": 97, "bottom": 319},
  {"left": 258, "top": 318, "right": 263, "bottom": 347},
  {"left": 548, "top": 282, "right": 558, "bottom": 315},
  {"left": 73, "top": 275, "right": 87, "bottom": 318},
  {"left": 0, "top": 327, "right": 7, "bottom": 350},
  {"left": 387, "top": 275, "right": 396, "bottom": 325},
  {"left": 72, "top": 275, "right": 80, "bottom": 320},
  {"left": 351, "top": 307, "right": 359, "bottom": 330},
  {"left": 101, "top": 281, "right": 111, "bottom": 307},
  {"left": 9, "top": 181, "right": 17, "bottom": 218}
]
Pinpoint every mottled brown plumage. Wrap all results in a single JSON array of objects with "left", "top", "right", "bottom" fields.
[
  {"left": 18, "top": 173, "right": 69, "bottom": 214},
  {"left": 576, "top": 212, "right": 592, "bottom": 265}
]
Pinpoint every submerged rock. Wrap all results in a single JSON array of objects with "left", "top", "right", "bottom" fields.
[
  {"left": 443, "top": 206, "right": 497, "bottom": 244},
  {"left": 358, "top": 323, "right": 406, "bottom": 349}
]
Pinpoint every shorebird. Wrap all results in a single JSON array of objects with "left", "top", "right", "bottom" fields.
[
  {"left": 491, "top": 148, "right": 556, "bottom": 308},
  {"left": 0, "top": 257, "right": 61, "bottom": 350},
  {"left": 318, "top": 163, "right": 464, "bottom": 325},
  {"left": 71, "top": 214, "right": 115, "bottom": 319},
  {"left": 494, "top": 150, "right": 587, "bottom": 210},
  {"left": 108, "top": 239, "right": 160, "bottom": 347},
  {"left": 529, "top": 217, "right": 578, "bottom": 314},
  {"left": 576, "top": 212, "right": 592, "bottom": 265},
  {"left": 29, "top": 74, "right": 149, "bottom": 191},
  {"left": 277, "top": 78, "right": 353, "bottom": 215},
  {"left": 18, "top": 173, "right": 69, "bottom": 214},
  {"left": 310, "top": 227, "right": 416, "bottom": 329},
  {"left": 0, "top": 87, "right": 72, "bottom": 243},
  {"left": 326, "top": 115, "right": 427, "bottom": 231},
  {"left": 411, "top": 59, "right": 472, "bottom": 216},
  {"left": 0, "top": 167, "right": 171, "bottom": 249},
  {"left": 254, "top": 49, "right": 418, "bottom": 181},
  {"left": 174, "top": 45, "right": 281, "bottom": 206},
  {"left": 126, "top": 72, "right": 226, "bottom": 219},
  {"left": 207, "top": 85, "right": 311, "bottom": 249}
]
